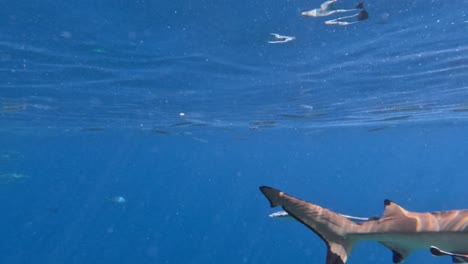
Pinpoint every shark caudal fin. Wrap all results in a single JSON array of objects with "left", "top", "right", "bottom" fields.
[{"left": 259, "top": 186, "right": 360, "bottom": 264}]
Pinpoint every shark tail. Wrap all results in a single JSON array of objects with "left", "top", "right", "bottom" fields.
[{"left": 260, "top": 186, "right": 360, "bottom": 264}]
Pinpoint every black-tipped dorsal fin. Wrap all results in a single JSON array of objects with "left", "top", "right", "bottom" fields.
[
  {"left": 380, "top": 242, "right": 413, "bottom": 263},
  {"left": 382, "top": 199, "right": 408, "bottom": 218}
]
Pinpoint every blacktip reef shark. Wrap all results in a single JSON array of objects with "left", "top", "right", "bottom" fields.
[{"left": 259, "top": 186, "right": 468, "bottom": 264}]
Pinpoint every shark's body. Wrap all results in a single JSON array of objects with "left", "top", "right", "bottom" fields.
[{"left": 259, "top": 186, "right": 468, "bottom": 264}]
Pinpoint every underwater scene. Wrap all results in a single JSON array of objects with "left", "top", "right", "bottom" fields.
[{"left": 1, "top": 0, "right": 468, "bottom": 263}]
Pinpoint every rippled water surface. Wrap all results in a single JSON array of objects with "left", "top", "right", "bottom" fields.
[{"left": 2, "top": 0, "right": 467, "bottom": 131}]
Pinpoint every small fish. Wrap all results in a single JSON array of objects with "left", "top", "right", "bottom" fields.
[
  {"left": 170, "top": 121, "right": 194, "bottom": 127},
  {"left": 277, "top": 114, "right": 310, "bottom": 119},
  {"left": 0, "top": 173, "right": 29, "bottom": 184},
  {"left": 250, "top": 120, "right": 277, "bottom": 127},
  {"left": 1, "top": 104, "right": 27, "bottom": 113},
  {"left": 368, "top": 126, "right": 392, "bottom": 132},
  {"left": 91, "top": 48, "right": 107, "bottom": 53},
  {"left": 300, "top": 104, "right": 314, "bottom": 110},
  {"left": 268, "top": 33, "right": 295, "bottom": 44},
  {"left": 190, "top": 123, "right": 209, "bottom": 127},
  {"left": 249, "top": 121, "right": 277, "bottom": 130},
  {"left": 381, "top": 115, "right": 411, "bottom": 122},
  {"left": 108, "top": 196, "right": 126, "bottom": 205},
  {"left": 277, "top": 113, "right": 326, "bottom": 119},
  {"left": 453, "top": 108, "right": 468, "bottom": 112},
  {"left": 81, "top": 127, "right": 105, "bottom": 132},
  {"left": 0, "top": 151, "right": 20, "bottom": 162},
  {"left": 369, "top": 107, "right": 430, "bottom": 114},
  {"left": 191, "top": 137, "right": 208, "bottom": 144},
  {"left": 150, "top": 129, "right": 172, "bottom": 135}
]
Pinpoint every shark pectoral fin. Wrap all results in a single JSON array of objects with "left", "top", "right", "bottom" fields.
[
  {"left": 380, "top": 242, "right": 412, "bottom": 263},
  {"left": 430, "top": 246, "right": 468, "bottom": 263}
]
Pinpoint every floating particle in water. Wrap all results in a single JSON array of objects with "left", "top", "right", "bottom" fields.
[
  {"left": 380, "top": 12, "right": 390, "bottom": 24},
  {"left": 60, "top": 31, "right": 72, "bottom": 39}
]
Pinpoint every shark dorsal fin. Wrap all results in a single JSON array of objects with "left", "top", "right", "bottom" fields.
[{"left": 382, "top": 199, "right": 408, "bottom": 218}]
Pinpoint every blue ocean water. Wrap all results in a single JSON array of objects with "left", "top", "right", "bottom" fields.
[{"left": 1, "top": 0, "right": 467, "bottom": 263}]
